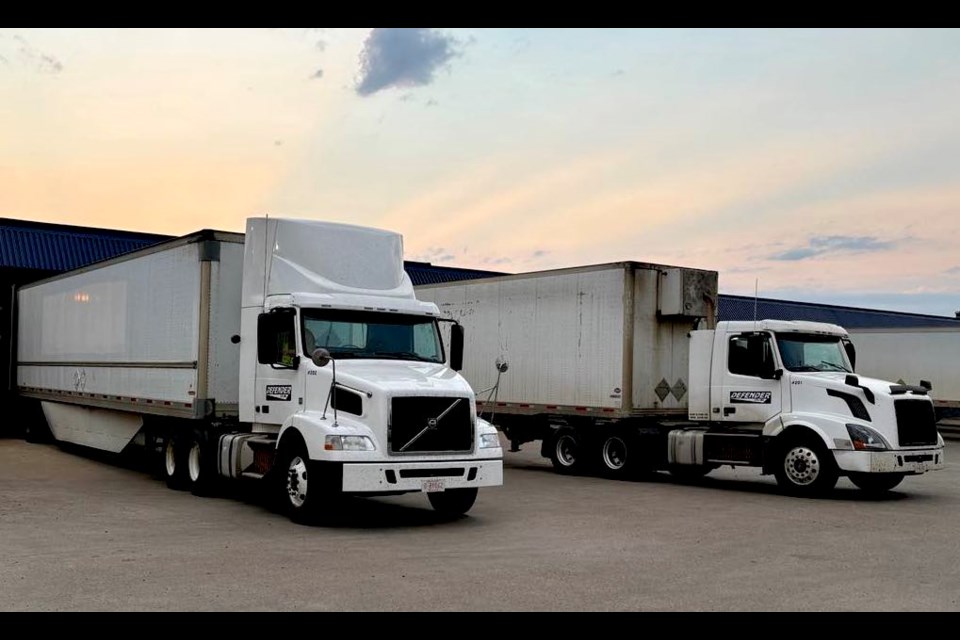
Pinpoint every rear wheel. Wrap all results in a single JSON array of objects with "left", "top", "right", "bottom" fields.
[
  {"left": 848, "top": 472, "right": 905, "bottom": 494},
  {"left": 427, "top": 488, "right": 478, "bottom": 516},
  {"left": 186, "top": 432, "right": 217, "bottom": 496},
  {"left": 163, "top": 436, "right": 188, "bottom": 490},
  {"left": 773, "top": 435, "right": 839, "bottom": 497},
  {"left": 599, "top": 434, "right": 632, "bottom": 478},
  {"left": 548, "top": 429, "right": 583, "bottom": 475}
]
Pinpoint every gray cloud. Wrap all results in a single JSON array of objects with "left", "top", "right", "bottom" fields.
[
  {"left": 531, "top": 250, "right": 549, "bottom": 258},
  {"left": 315, "top": 39, "right": 327, "bottom": 52},
  {"left": 311, "top": 68, "right": 324, "bottom": 79},
  {"left": 4, "top": 35, "right": 63, "bottom": 74},
  {"left": 946, "top": 266, "right": 960, "bottom": 275},
  {"left": 355, "top": 28, "right": 459, "bottom": 97},
  {"left": 769, "top": 235, "right": 898, "bottom": 261}
]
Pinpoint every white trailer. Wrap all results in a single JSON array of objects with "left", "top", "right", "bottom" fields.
[
  {"left": 418, "top": 264, "right": 945, "bottom": 496},
  {"left": 16, "top": 218, "right": 503, "bottom": 522},
  {"left": 847, "top": 327, "right": 960, "bottom": 417}
]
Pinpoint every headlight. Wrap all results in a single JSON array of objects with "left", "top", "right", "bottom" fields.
[
  {"left": 479, "top": 433, "right": 501, "bottom": 448},
  {"left": 845, "top": 423, "right": 889, "bottom": 451},
  {"left": 324, "top": 435, "right": 376, "bottom": 451}
]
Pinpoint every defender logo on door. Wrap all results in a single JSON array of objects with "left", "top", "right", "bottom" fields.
[
  {"left": 266, "top": 385, "right": 292, "bottom": 401},
  {"left": 730, "top": 391, "right": 772, "bottom": 404}
]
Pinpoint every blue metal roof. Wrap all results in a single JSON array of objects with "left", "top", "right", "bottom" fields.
[
  {"left": 404, "top": 261, "right": 505, "bottom": 286},
  {"left": 0, "top": 218, "right": 171, "bottom": 272},
  {"left": 718, "top": 294, "right": 960, "bottom": 329}
]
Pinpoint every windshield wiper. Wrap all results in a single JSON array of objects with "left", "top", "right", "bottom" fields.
[
  {"left": 818, "top": 361, "right": 851, "bottom": 372},
  {"left": 789, "top": 365, "right": 821, "bottom": 372},
  {"left": 370, "top": 351, "right": 438, "bottom": 363}
]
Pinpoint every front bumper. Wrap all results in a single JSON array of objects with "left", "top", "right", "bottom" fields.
[
  {"left": 340, "top": 458, "right": 504, "bottom": 493},
  {"left": 834, "top": 446, "right": 945, "bottom": 474}
]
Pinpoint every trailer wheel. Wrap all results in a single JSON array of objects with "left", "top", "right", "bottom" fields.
[
  {"left": 773, "top": 434, "right": 838, "bottom": 496},
  {"left": 427, "top": 488, "right": 478, "bottom": 516},
  {"left": 187, "top": 432, "right": 217, "bottom": 497},
  {"left": 163, "top": 436, "right": 189, "bottom": 490},
  {"left": 848, "top": 472, "right": 905, "bottom": 494},
  {"left": 549, "top": 429, "right": 583, "bottom": 474}
]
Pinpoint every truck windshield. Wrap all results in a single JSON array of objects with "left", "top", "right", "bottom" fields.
[
  {"left": 301, "top": 309, "right": 444, "bottom": 363},
  {"left": 774, "top": 333, "right": 851, "bottom": 373}
]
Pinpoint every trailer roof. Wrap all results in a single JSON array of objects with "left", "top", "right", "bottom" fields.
[{"left": 719, "top": 294, "right": 960, "bottom": 329}]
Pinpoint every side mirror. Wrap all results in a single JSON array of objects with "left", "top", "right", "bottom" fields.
[
  {"left": 311, "top": 348, "right": 332, "bottom": 368},
  {"left": 450, "top": 324, "right": 464, "bottom": 372}
]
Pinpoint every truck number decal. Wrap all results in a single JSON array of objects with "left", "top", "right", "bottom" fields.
[
  {"left": 266, "top": 385, "right": 292, "bottom": 401},
  {"left": 730, "top": 391, "right": 772, "bottom": 404}
]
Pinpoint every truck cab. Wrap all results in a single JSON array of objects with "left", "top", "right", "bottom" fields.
[
  {"left": 684, "top": 320, "right": 945, "bottom": 494},
  {"left": 213, "top": 218, "right": 504, "bottom": 521}
]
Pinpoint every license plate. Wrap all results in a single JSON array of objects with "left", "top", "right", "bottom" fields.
[{"left": 422, "top": 478, "right": 445, "bottom": 493}]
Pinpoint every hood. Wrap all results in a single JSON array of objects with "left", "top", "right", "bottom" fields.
[
  {"left": 798, "top": 372, "right": 892, "bottom": 395},
  {"left": 331, "top": 359, "right": 474, "bottom": 396}
]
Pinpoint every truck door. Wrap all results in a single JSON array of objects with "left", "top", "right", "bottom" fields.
[
  {"left": 254, "top": 308, "right": 303, "bottom": 427},
  {"left": 719, "top": 332, "right": 783, "bottom": 427}
]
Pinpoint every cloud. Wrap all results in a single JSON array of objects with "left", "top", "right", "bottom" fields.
[
  {"left": 769, "top": 235, "right": 898, "bottom": 261},
  {"left": 315, "top": 39, "right": 327, "bottom": 52},
  {"left": 947, "top": 266, "right": 960, "bottom": 275},
  {"left": 311, "top": 68, "right": 324, "bottom": 79},
  {"left": 355, "top": 28, "right": 459, "bottom": 96},
  {"left": 0, "top": 34, "right": 63, "bottom": 74}
]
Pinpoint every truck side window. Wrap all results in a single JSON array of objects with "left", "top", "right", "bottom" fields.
[
  {"left": 258, "top": 312, "right": 297, "bottom": 366},
  {"left": 728, "top": 334, "right": 772, "bottom": 378}
]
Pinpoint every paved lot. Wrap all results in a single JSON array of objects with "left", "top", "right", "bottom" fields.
[{"left": 2, "top": 436, "right": 959, "bottom": 611}]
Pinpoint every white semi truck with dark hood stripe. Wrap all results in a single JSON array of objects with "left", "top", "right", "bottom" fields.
[
  {"left": 418, "top": 265, "right": 944, "bottom": 496},
  {"left": 16, "top": 217, "right": 503, "bottom": 522}
]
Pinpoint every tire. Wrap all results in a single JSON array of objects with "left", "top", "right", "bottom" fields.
[
  {"left": 848, "top": 472, "right": 905, "bottom": 494},
  {"left": 24, "top": 420, "right": 52, "bottom": 444},
  {"left": 668, "top": 464, "right": 715, "bottom": 481},
  {"left": 548, "top": 429, "right": 583, "bottom": 475},
  {"left": 163, "top": 435, "right": 189, "bottom": 490},
  {"left": 773, "top": 434, "right": 839, "bottom": 497},
  {"left": 598, "top": 433, "right": 632, "bottom": 478},
  {"left": 427, "top": 488, "right": 478, "bottom": 516},
  {"left": 276, "top": 438, "right": 337, "bottom": 524},
  {"left": 186, "top": 431, "right": 217, "bottom": 497}
]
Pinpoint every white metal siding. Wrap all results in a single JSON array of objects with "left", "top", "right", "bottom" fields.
[
  {"left": 849, "top": 328, "right": 960, "bottom": 404},
  {"left": 207, "top": 242, "right": 244, "bottom": 408},
  {"left": 17, "top": 243, "right": 202, "bottom": 405},
  {"left": 419, "top": 268, "right": 626, "bottom": 409},
  {"left": 631, "top": 269, "right": 693, "bottom": 411}
]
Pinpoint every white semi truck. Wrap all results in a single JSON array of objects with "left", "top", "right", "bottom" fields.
[
  {"left": 417, "top": 262, "right": 944, "bottom": 496},
  {"left": 15, "top": 217, "right": 503, "bottom": 522}
]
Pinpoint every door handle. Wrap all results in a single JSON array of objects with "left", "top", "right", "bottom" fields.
[{"left": 723, "top": 407, "right": 736, "bottom": 416}]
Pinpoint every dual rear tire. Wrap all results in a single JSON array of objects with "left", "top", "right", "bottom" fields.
[{"left": 161, "top": 431, "right": 216, "bottom": 496}]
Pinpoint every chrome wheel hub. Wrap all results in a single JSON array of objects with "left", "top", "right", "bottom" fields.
[
  {"left": 287, "top": 456, "right": 309, "bottom": 508},
  {"left": 556, "top": 435, "right": 577, "bottom": 467},
  {"left": 784, "top": 446, "right": 820, "bottom": 486},
  {"left": 164, "top": 440, "right": 177, "bottom": 478}
]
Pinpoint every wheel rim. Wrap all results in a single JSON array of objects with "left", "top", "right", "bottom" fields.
[
  {"left": 188, "top": 441, "right": 202, "bottom": 483},
  {"left": 602, "top": 436, "right": 627, "bottom": 470},
  {"left": 555, "top": 435, "right": 578, "bottom": 467},
  {"left": 164, "top": 439, "right": 177, "bottom": 478},
  {"left": 286, "top": 456, "right": 309, "bottom": 508},
  {"left": 784, "top": 445, "right": 820, "bottom": 486}
]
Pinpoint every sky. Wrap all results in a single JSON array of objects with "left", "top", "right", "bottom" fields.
[{"left": 2, "top": 28, "right": 960, "bottom": 316}]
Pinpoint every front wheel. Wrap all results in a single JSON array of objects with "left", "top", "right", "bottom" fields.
[
  {"left": 848, "top": 472, "right": 905, "bottom": 494},
  {"left": 276, "top": 440, "right": 338, "bottom": 524},
  {"left": 773, "top": 436, "right": 839, "bottom": 497},
  {"left": 427, "top": 488, "right": 478, "bottom": 516}
]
